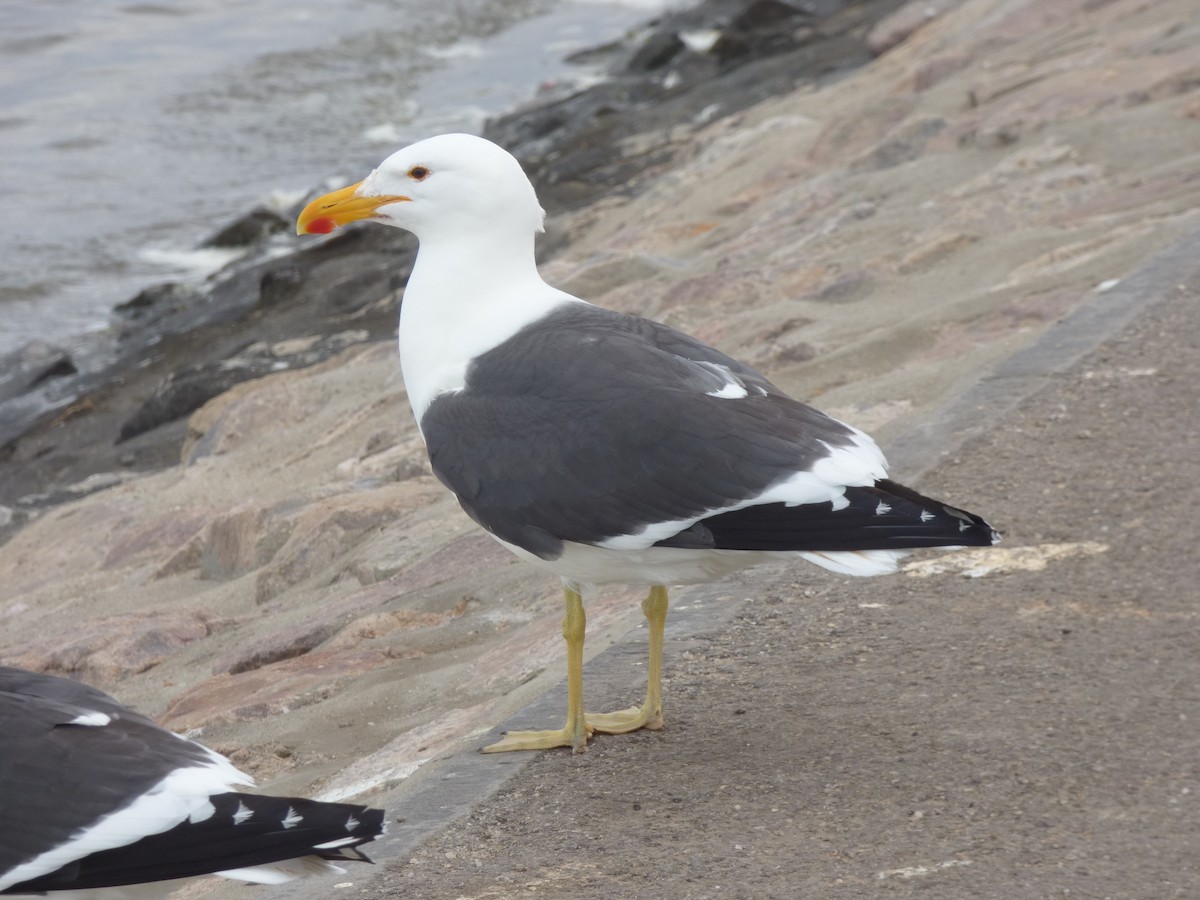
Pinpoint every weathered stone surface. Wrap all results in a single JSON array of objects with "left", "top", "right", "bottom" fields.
[
  {"left": 866, "top": 0, "right": 957, "bottom": 55},
  {"left": 1, "top": 608, "right": 226, "bottom": 684},
  {"left": 323, "top": 606, "right": 467, "bottom": 652},
  {"left": 17, "top": 471, "right": 144, "bottom": 510},
  {"left": 897, "top": 231, "right": 979, "bottom": 274},
  {"left": 161, "top": 647, "right": 394, "bottom": 731},
  {"left": 102, "top": 509, "right": 212, "bottom": 570},
  {"left": 200, "top": 504, "right": 272, "bottom": 581},
  {"left": 253, "top": 485, "right": 430, "bottom": 604},
  {"left": 313, "top": 701, "right": 507, "bottom": 802},
  {"left": 386, "top": 532, "right": 519, "bottom": 594},
  {"left": 0, "top": 498, "right": 143, "bottom": 595},
  {"left": 209, "top": 578, "right": 407, "bottom": 677},
  {"left": 181, "top": 341, "right": 395, "bottom": 464},
  {"left": 212, "top": 620, "right": 340, "bottom": 677}
]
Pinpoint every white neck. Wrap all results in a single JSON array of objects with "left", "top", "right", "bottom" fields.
[{"left": 398, "top": 228, "right": 582, "bottom": 425}]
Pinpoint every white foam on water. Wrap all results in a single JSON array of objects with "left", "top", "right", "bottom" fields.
[{"left": 138, "top": 246, "right": 245, "bottom": 276}]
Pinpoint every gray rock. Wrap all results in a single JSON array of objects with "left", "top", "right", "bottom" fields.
[
  {"left": 0, "top": 340, "right": 77, "bottom": 404},
  {"left": 118, "top": 330, "right": 375, "bottom": 443},
  {"left": 201, "top": 206, "right": 290, "bottom": 249}
]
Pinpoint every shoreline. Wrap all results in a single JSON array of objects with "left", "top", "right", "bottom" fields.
[{"left": 0, "top": 0, "right": 905, "bottom": 535}]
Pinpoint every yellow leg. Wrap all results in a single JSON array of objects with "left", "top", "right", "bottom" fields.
[
  {"left": 585, "top": 585, "right": 667, "bottom": 734},
  {"left": 483, "top": 585, "right": 593, "bottom": 753}
]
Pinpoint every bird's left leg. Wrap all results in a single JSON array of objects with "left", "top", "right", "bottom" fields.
[{"left": 586, "top": 585, "right": 668, "bottom": 734}]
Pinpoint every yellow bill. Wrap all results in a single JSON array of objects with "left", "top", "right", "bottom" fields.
[{"left": 295, "top": 181, "right": 410, "bottom": 235}]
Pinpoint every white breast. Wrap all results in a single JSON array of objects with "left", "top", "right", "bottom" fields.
[{"left": 398, "top": 276, "right": 585, "bottom": 426}]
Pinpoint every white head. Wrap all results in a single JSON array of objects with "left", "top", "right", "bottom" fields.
[{"left": 297, "top": 134, "right": 546, "bottom": 244}]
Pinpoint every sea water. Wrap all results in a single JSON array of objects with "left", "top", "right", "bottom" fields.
[{"left": 0, "top": 0, "right": 667, "bottom": 358}]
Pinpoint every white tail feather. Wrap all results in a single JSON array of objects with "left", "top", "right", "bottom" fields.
[{"left": 798, "top": 548, "right": 906, "bottom": 577}]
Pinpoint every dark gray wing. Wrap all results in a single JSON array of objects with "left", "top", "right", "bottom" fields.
[{"left": 419, "top": 304, "right": 858, "bottom": 559}]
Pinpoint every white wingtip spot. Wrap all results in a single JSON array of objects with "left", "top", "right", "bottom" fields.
[
  {"left": 919, "top": 509, "right": 934, "bottom": 522},
  {"left": 68, "top": 712, "right": 112, "bottom": 727},
  {"left": 875, "top": 500, "right": 891, "bottom": 516},
  {"left": 346, "top": 814, "right": 360, "bottom": 832},
  {"left": 233, "top": 801, "right": 254, "bottom": 825},
  {"left": 282, "top": 807, "right": 303, "bottom": 829},
  {"left": 706, "top": 382, "right": 749, "bottom": 399},
  {"left": 694, "top": 360, "right": 750, "bottom": 400}
]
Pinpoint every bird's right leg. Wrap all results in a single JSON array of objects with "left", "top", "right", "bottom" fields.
[{"left": 482, "top": 584, "right": 593, "bottom": 753}]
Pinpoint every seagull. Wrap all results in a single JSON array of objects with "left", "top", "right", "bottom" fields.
[
  {"left": 296, "top": 133, "right": 999, "bottom": 753},
  {"left": 0, "top": 666, "right": 385, "bottom": 899}
]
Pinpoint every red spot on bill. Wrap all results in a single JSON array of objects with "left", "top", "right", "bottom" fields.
[{"left": 306, "top": 217, "right": 336, "bottom": 234}]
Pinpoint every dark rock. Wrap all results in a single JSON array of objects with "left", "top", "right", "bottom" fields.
[
  {"left": 114, "top": 282, "right": 200, "bottom": 323},
  {"left": 296, "top": 254, "right": 401, "bottom": 314},
  {"left": 0, "top": 342, "right": 88, "bottom": 457},
  {"left": 488, "top": 0, "right": 906, "bottom": 213},
  {"left": 213, "top": 620, "right": 341, "bottom": 676},
  {"left": 731, "top": 0, "right": 810, "bottom": 30},
  {"left": 0, "top": 341, "right": 76, "bottom": 404},
  {"left": 118, "top": 368, "right": 248, "bottom": 443},
  {"left": 202, "top": 206, "right": 290, "bottom": 248},
  {"left": 716, "top": 0, "right": 817, "bottom": 64},
  {"left": 117, "top": 329, "right": 374, "bottom": 442},
  {"left": 27, "top": 356, "right": 77, "bottom": 386},
  {"left": 626, "top": 30, "right": 686, "bottom": 72},
  {"left": 563, "top": 39, "right": 624, "bottom": 67},
  {"left": 258, "top": 266, "right": 305, "bottom": 307}
]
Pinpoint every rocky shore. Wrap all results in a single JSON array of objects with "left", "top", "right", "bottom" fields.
[
  {"left": 0, "top": 0, "right": 907, "bottom": 530},
  {"left": 1, "top": 0, "right": 1198, "bottom": 879}
]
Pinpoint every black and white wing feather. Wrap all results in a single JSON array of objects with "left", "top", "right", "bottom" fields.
[{"left": 0, "top": 667, "right": 384, "bottom": 897}]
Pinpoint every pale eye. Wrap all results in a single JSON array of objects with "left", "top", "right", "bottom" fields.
[{"left": 407, "top": 165, "right": 430, "bottom": 181}]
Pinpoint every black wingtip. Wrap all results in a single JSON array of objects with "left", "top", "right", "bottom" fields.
[
  {"left": 9, "top": 794, "right": 387, "bottom": 893},
  {"left": 876, "top": 479, "right": 1000, "bottom": 548},
  {"left": 657, "top": 479, "right": 998, "bottom": 553}
]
